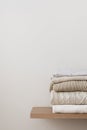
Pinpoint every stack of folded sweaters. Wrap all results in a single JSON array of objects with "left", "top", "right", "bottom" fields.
[{"left": 50, "top": 72, "right": 87, "bottom": 113}]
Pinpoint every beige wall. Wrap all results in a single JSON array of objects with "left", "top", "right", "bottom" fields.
[{"left": 0, "top": 0, "right": 87, "bottom": 130}]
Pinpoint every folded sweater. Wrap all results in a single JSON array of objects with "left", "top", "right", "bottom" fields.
[
  {"left": 51, "top": 80, "right": 87, "bottom": 92},
  {"left": 52, "top": 105, "right": 87, "bottom": 113},
  {"left": 51, "top": 90, "right": 87, "bottom": 105},
  {"left": 50, "top": 76, "right": 87, "bottom": 92}
]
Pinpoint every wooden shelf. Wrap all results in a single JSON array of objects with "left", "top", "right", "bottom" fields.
[{"left": 30, "top": 107, "right": 87, "bottom": 119}]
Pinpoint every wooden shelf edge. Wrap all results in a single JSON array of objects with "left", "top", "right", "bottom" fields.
[{"left": 30, "top": 107, "right": 87, "bottom": 119}]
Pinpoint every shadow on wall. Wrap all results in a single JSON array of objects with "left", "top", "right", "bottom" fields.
[{"left": 30, "top": 119, "right": 87, "bottom": 130}]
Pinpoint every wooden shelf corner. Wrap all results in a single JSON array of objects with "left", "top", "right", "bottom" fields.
[{"left": 30, "top": 107, "right": 87, "bottom": 119}]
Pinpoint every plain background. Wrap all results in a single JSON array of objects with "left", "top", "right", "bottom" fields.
[{"left": 0, "top": 0, "right": 87, "bottom": 130}]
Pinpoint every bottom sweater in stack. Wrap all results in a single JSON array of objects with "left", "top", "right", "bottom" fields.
[{"left": 50, "top": 73, "right": 87, "bottom": 113}]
